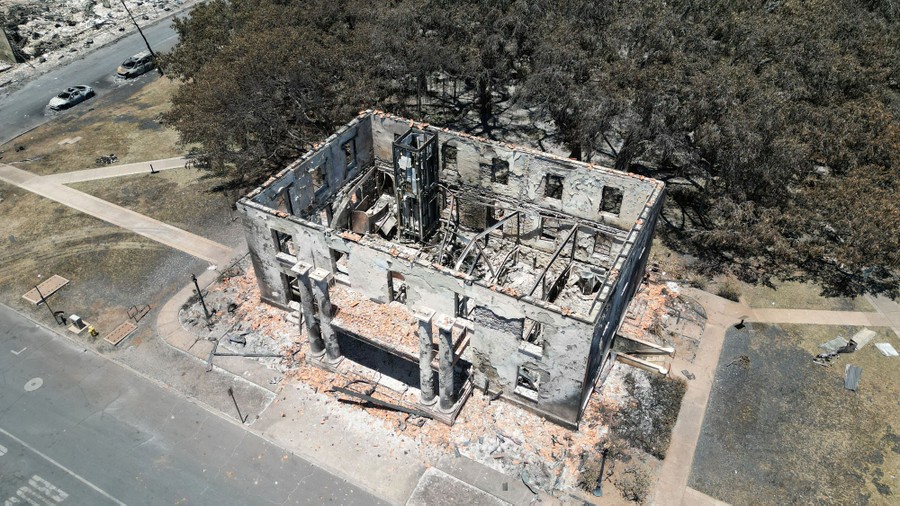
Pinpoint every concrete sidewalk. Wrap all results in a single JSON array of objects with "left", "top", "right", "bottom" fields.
[
  {"left": 0, "top": 161, "right": 233, "bottom": 264},
  {"left": 43, "top": 156, "right": 187, "bottom": 184}
]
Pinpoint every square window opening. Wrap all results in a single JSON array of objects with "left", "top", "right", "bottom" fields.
[
  {"left": 272, "top": 229, "right": 295, "bottom": 255},
  {"left": 388, "top": 271, "right": 407, "bottom": 303},
  {"left": 601, "top": 186, "right": 623, "bottom": 215},
  {"left": 331, "top": 248, "right": 350, "bottom": 276},
  {"left": 522, "top": 318, "right": 543, "bottom": 345},
  {"left": 283, "top": 273, "right": 302, "bottom": 304},
  {"left": 593, "top": 235, "right": 612, "bottom": 258},
  {"left": 515, "top": 365, "right": 543, "bottom": 402},
  {"left": 486, "top": 206, "right": 505, "bottom": 228},
  {"left": 544, "top": 174, "right": 563, "bottom": 200},
  {"left": 540, "top": 217, "right": 558, "bottom": 241},
  {"left": 491, "top": 158, "right": 509, "bottom": 185}
]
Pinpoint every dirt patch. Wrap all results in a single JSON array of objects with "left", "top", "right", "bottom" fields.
[
  {"left": 0, "top": 77, "right": 183, "bottom": 174},
  {"left": 689, "top": 323, "right": 900, "bottom": 504}
]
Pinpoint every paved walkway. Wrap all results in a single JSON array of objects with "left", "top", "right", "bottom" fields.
[
  {"left": 43, "top": 156, "right": 187, "bottom": 184},
  {"left": 0, "top": 161, "right": 232, "bottom": 265},
  {"left": 651, "top": 289, "right": 898, "bottom": 506}
]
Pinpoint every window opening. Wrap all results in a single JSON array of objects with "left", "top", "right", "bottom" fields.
[
  {"left": 442, "top": 144, "right": 458, "bottom": 172},
  {"left": 454, "top": 294, "right": 472, "bottom": 317},
  {"left": 515, "top": 365, "right": 542, "bottom": 402},
  {"left": 272, "top": 229, "right": 295, "bottom": 255},
  {"left": 544, "top": 174, "right": 563, "bottom": 200},
  {"left": 342, "top": 139, "right": 356, "bottom": 168},
  {"left": 311, "top": 164, "right": 327, "bottom": 191},
  {"left": 593, "top": 235, "right": 612, "bottom": 258},
  {"left": 388, "top": 271, "right": 407, "bottom": 303},
  {"left": 601, "top": 186, "right": 623, "bottom": 215},
  {"left": 331, "top": 248, "right": 350, "bottom": 276},
  {"left": 540, "top": 217, "right": 559, "bottom": 241},
  {"left": 491, "top": 158, "right": 509, "bottom": 184},
  {"left": 283, "top": 273, "right": 302, "bottom": 303}
]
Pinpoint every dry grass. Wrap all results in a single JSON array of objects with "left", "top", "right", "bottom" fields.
[
  {"left": 742, "top": 280, "right": 874, "bottom": 311},
  {"left": 0, "top": 179, "right": 171, "bottom": 329},
  {"left": 691, "top": 322, "right": 900, "bottom": 503},
  {"left": 0, "top": 77, "right": 184, "bottom": 175},
  {"left": 69, "top": 167, "right": 242, "bottom": 247}
]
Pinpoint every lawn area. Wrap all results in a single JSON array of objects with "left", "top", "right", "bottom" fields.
[
  {"left": 0, "top": 76, "right": 184, "bottom": 175},
  {"left": 690, "top": 323, "right": 899, "bottom": 504},
  {"left": 742, "top": 280, "right": 874, "bottom": 311},
  {"left": 69, "top": 167, "right": 243, "bottom": 248}
]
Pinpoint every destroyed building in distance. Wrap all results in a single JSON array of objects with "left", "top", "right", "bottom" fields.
[{"left": 238, "top": 111, "right": 665, "bottom": 429}]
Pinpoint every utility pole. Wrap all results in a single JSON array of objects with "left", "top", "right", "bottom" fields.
[
  {"left": 191, "top": 274, "right": 212, "bottom": 327},
  {"left": 120, "top": 0, "right": 164, "bottom": 75}
]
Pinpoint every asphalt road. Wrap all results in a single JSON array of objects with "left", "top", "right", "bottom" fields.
[
  {"left": 0, "top": 304, "right": 386, "bottom": 505},
  {"left": 0, "top": 14, "right": 183, "bottom": 146}
]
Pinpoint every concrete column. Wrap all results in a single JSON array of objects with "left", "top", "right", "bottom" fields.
[
  {"left": 436, "top": 314, "right": 456, "bottom": 411},
  {"left": 291, "top": 262, "right": 325, "bottom": 357},
  {"left": 309, "top": 268, "right": 342, "bottom": 363},
  {"left": 414, "top": 307, "right": 437, "bottom": 405}
]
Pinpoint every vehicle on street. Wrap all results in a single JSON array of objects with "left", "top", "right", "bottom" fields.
[
  {"left": 47, "top": 85, "right": 95, "bottom": 110},
  {"left": 116, "top": 51, "right": 156, "bottom": 78}
]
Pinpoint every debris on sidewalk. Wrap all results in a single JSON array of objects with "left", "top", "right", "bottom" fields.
[
  {"left": 874, "top": 343, "right": 898, "bottom": 357},
  {"left": 843, "top": 364, "right": 862, "bottom": 391}
]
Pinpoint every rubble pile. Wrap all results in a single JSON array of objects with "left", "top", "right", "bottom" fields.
[
  {"left": 181, "top": 260, "right": 630, "bottom": 494},
  {"left": 330, "top": 286, "right": 420, "bottom": 356},
  {"left": 619, "top": 279, "right": 677, "bottom": 345},
  {"left": 179, "top": 260, "right": 297, "bottom": 365}
]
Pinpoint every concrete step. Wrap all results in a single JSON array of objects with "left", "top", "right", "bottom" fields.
[{"left": 433, "top": 455, "right": 537, "bottom": 505}]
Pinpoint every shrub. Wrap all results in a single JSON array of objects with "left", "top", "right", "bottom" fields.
[{"left": 715, "top": 277, "right": 742, "bottom": 302}]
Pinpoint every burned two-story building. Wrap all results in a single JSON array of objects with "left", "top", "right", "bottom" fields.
[{"left": 237, "top": 110, "right": 665, "bottom": 429}]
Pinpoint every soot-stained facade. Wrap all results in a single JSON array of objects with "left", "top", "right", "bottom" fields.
[{"left": 238, "top": 111, "right": 665, "bottom": 428}]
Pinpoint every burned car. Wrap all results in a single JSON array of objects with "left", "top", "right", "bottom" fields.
[
  {"left": 48, "top": 85, "right": 95, "bottom": 111},
  {"left": 116, "top": 51, "right": 155, "bottom": 78}
]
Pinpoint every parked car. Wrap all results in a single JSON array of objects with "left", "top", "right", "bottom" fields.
[
  {"left": 48, "top": 85, "right": 95, "bottom": 111},
  {"left": 116, "top": 51, "right": 155, "bottom": 78}
]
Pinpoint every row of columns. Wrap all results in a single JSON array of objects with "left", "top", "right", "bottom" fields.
[
  {"left": 291, "top": 262, "right": 342, "bottom": 364},
  {"left": 415, "top": 308, "right": 456, "bottom": 412},
  {"left": 291, "top": 262, "right": 456, "bottom": 412}
]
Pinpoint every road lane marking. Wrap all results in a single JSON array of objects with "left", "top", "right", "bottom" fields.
[
  {"left": 0, "top": 427, "right": 125, "bottom": 506},
  {"left": 5, "top": 475, "right": 70, "bottom": 504},
  {"left": 11, "top": 347, "right": 27, "bottom": 355},
  {"left": 0, "top": 444, "right": 6, "bottom": 456}
]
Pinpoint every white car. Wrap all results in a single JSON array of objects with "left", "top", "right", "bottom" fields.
[{"left": 48, "top": 85, "right": 95, "bottom": 111}]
